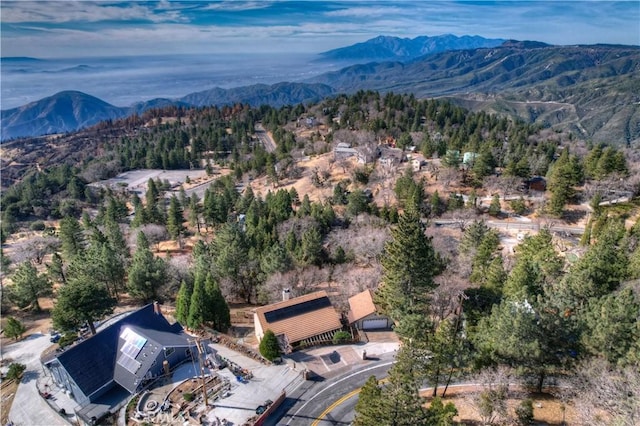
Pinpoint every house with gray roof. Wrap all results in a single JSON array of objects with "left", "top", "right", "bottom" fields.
[{"left": 42, "top": 303, "right": 196, "bottom": 425}]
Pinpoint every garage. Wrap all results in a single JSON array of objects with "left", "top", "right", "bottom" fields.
[{"left": 362, "top": 318, "right": 388, "bottom": 330}]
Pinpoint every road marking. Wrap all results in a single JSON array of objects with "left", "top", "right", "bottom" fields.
[
  {"left": 311, "top": 377, "right": 390, "bottom": 426},
  {"left": 311, "top": 388, "right": 360, "bottom": 426},
  {"left": 286, "top": 361, "right": 394, "bottom": 425}
]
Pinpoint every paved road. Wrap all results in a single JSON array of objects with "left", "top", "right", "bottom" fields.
[
  {"left": 433, "top": 218, "right": 585, "bottom": 235},
  {"left": 266, "top": 354, "right": 395, "bottom": 426},
  {"left": 2, "top": 333, "right": 70, "bottom": 426},
  {"left": 255, "top": 123, "right": 277, "bottom": 153}
]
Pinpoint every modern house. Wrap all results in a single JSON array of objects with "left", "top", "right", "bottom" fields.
[
  {"left": 347, "top": 289, "right": 392, "bottom": 330},
  {"left": 42, "top": 303, "right": 196, "bottom": 425},
  {"left": 254, "top": 290, "right": 343, "bottom": 353}
]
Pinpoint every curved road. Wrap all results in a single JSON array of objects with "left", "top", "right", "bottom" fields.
[{"left": 265, "top": 355, "right": 395, "bottom": 426}]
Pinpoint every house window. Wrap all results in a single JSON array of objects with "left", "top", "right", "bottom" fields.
[{"left": 164, "top": 347, "right": 175, "bottom": 358}]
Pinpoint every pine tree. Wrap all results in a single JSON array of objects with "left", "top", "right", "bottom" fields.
[
  {"left": 379, "top": 345, "right": 427, "bottom": 425},
  {"left": 3, "top": 316, "right": 26, "bottom": 340},
  {"left": 9, "top": 262, "right": 52, "bottom": 312},
  {"left": 488, "top": 194, "right": 501, "bottom": 216},
  {"left": 105, "top": 218, "right": 129, "bottom": 263},
  {"left": 46, "top": 252, "right": 66, "bottom": 284},
  {"left": 353, "top": 376, "right": 384, "bottom": 426},
  {"left": 377, "top": 207, "right": 443, "bottom": 320},
  {"left": 127, "top": 231, "right": 167, "bottom": 303},
  {"left": 187, "top": 273, "right": 206, "bottom": 329},
  {"left": 59, "top": 216, "right": 84, "bottom": 260},
  {"left": 52, "top": 278, "right": 115, "bottom": 335},
  {"left": 300, "top": 227, "right": 323, "bottom": 266},
  {"left": 167, "top": 195, "right": 186, "bottom": 241},
  {"left": 175, "top": 280, "right": 192, "bottom": 325},
  {"left": 581, "top": 288, "right": 640, "bottom": 364},
  {"left": 205, "top": 273, "right": 230, "bottom": 332}
]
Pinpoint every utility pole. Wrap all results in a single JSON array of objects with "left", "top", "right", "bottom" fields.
[{"left": 193, "top": 338, "right": 209, "bottom": 407}]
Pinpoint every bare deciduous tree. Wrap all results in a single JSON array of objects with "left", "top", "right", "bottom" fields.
[
  {"left": 325, "top": 222, "right": 390, "bottom": 266},
  {"left": 9, "top": 236, "right": 60, "bottom": 265},
  {"left": 466, "top": 366, "right": 514, "bottom": 426},
  {"left": 132, "top": 224, "right": 168, "bottom": 252},
  {"left": 563, "top": 359, "right": 640, "bottom": 426}
]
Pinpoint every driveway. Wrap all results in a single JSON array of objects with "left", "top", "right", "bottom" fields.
[{"left": 2, "top": 333, "right": 74, "bottom": 425}]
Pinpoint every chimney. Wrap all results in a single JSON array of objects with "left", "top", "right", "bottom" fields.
[
  {"left": 153, "top": 301, "right": 161, "bottom": 315},
  {"left": 282, "top": 288, "right": 291, "bottom": 301}
]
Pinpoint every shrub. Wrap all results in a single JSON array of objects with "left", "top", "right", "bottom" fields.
[
  {"left": 183, "top": 392, "right": 194, "bottom": 402},
  {"left": 510, "top": 197, "right": 527, "bottom": 215},
  {"left": 30, "top": 221, "right": 46, "bottom": 231},
  {"left": 6, "top": 363, "right": 26, "bottom": 380},
  {"left": 515, "top": 398, "right": 534, "bottom": 425},
  {"left": 353, "top": 167, "right": 372, "bottom": 185},
  {"left": 332, "top": 330, "right": 351, "bottom": 344},
  {"left": 58, "top": 333, "right": 77, "bottom": 348},
  {"left": 259, "top": 329, "right": 281, "bottom": 361}
]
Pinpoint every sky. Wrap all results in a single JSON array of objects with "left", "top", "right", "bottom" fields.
[{"left": 1, "top": 1, "right": 639, "bottom": 58}]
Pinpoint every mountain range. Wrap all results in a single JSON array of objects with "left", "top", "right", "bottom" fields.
[
  {"left": 317, "top": 34, "right": 506, "bottom": 62},
  {"left": 2, "top": 37, "right": 639, "bottom": 145}
]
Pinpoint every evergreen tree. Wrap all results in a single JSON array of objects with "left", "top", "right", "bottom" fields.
[
  {"left": 167, "top": 195, "right": 186, "bottom": 241},
  {"left": 9, "top": 262, "right": 52, "bottom": 312},
  {"left": 298, "top": 194, "right": 312, "bottom": 217},
  {"left": 475, "top": 299, "right": 568, "bottom": 392},
  {"left": 353, "top": 376, "right": 384, "bottom": 426},
  {"left": 347, "top": 189, "right": 370, "bottom": 217},
  {"left": 425, "top": 397, "right": 458, "bottom": 426},
  {"left": 59, "top": 216, "right": 84, "bottom": 259},
  {"left": 581, "top": 288, "right": 640, "bottom": 364},
  {"left": 52, "top": 278, "right": 115, "bottom": 335},
  {"left": 260, "top": 243, "right": 291, "bottom": 275},
  {"left": 127, "top": 231, "right": 167, "bottom": 302},
  {"left": 144, "top": 178, "right": 164, "bottom": 223},
  {"left": 175, "top": 280, "right": 192, "bottom": 325},
  {"left": 259, "top": 329, "right": 281, "bottom": 361},
  {"left": 205, "top": 273, "right": 230, "bottom": 332},
  {"left": 300, "top": 227, "right": 323, "bottom": 266},
  {"left": 547, "top": 150, "right": 581, "bottom": 217},
  {"left": 488, "top": 194, "right": 501, "bottom": 216},
  {"left": 3, "top": 316, "right": 26, "bottom": 340},
  {"left": 187, "top": 273, "right": 206, "bottom": 329},
  {"left": 379, "top": 345, "right": 427, "bottom": 425},
  {"left": 188, "top": 195, "right": 202, "bottom": 233},
  {"left": 377, "top": 207, "right": 443, "bottom": 320},
  {"left": 105, "top": 218, "right": 129, "bottom": 264},
  {"left": 46, "top": 252, "right": 66, "bottom": 284}
]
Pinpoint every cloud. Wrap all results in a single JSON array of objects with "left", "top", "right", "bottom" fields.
[
  {"left": 1, "top": 1, "right": 186, "bottom": 24},
  {"left": 200, "top": 1, "right": 275, "bottom": 11},
  {"left": 1, "top": 1, "right": 638, "bottom": 58}
]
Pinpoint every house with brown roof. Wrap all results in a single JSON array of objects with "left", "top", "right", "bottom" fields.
[
  {"left": 253, "top": 290, "right": 343, "bottom": 353},
  {"left": 347, "top": 289, "right": 392, "bottom": 330}
]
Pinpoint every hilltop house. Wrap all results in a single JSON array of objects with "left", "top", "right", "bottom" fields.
[
  {"left": 334, "top": 142, "right": 358, "bottom": 160},
  {"left": 42, "top": 303, "right": 196, "bottom": 425},
  {"left": 254, "top": 290, "right": 343, "bottom": 353},
  {"left": 347, "top": 289, "right": 391, "bottom": 330}
]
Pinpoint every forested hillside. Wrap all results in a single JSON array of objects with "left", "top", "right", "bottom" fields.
[{"left": 1, "top": 92, "right": 638, "bottom": 424}]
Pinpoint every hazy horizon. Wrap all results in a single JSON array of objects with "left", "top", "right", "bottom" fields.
[{"left": 0, "top": 52, "right": 346, "bottom": 110}]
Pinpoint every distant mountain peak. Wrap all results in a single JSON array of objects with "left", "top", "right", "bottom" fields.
[
  {"left": 501, "top": 40, "right": 552, "bottom": 49},
  {"left": 318, "top": 34, "right": 506, "bottom": 62},
  {"left": 1, "top": 91, "right": 125, "bottom": 140}
]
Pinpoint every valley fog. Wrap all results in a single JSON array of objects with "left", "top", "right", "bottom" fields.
[{"left": 1, "top": 53, "right": 339, "bottom": 110}]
